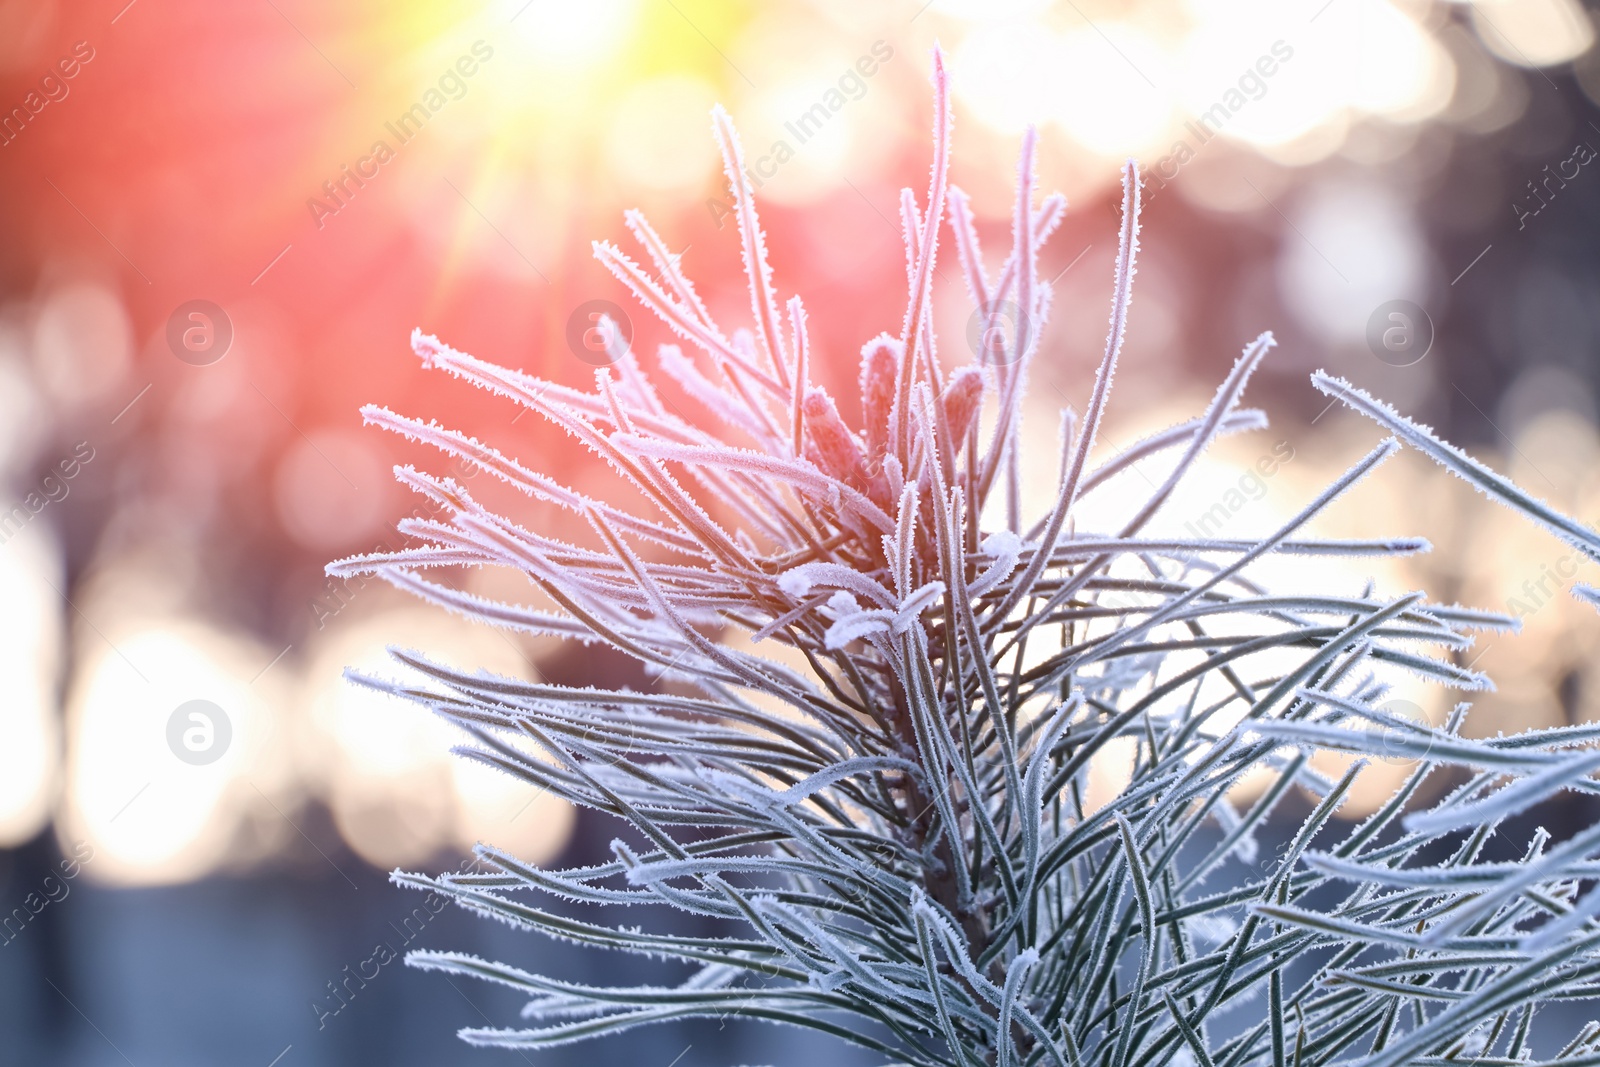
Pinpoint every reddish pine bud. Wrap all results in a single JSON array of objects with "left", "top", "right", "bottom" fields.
[
  {"left": 859, "top": 336, "right": 901, "bottom": 459},
  {"left": 803, "top": 388, "right": 865, "bottom": 483},
  {"left": 941, "top": 366, "right": 984, "bottom": 445}
]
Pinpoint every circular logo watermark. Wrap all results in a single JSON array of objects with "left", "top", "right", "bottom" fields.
[
  {"left": 166, "top": 699, "right": 232, "bottom": 765},
  {"left": 166, "top": 300, "right": 233, "bottom": 366},
  {"left": 965, "top": 300, "right": 1033, "bottom": 366},
  {"left": 1365, "top": 300, "right": 1432, "bottom": 368},
  {"left": 1373, "top": 698, "right": 1433, "bottom": 765},
  {"left": 565, "top": 300, "right": 633, "bottom": 367}
]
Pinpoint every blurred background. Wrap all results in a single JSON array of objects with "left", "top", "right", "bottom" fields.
[{"left": 2, "top": 0, "right": 1599, "bottom": 1062}]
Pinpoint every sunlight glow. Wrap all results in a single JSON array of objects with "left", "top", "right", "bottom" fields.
[
  {"left": 60, "top": 621, "right": 286, "bottom": 886},
  {"left": 1472, "top": 0, "right": 1595, "bottom": 69},
  {"left": 0, "top": 535, "right": 62, "bottom": 846},
  {"left": 603, "top": 75, "right": 721, "bottom": 192},
  {"left": 953, "top": 0, "right": 1463, "bottom": 177},
  {"left": 501, "top": 0, "right": 640, "bottom": 68}
]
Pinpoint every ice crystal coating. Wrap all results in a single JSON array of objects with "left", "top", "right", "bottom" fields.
[{"left": 334, "top": 49, "right": 1600, "bottom": 1067}]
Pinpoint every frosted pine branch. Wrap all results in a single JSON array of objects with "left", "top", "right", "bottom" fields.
[{"left": 338, "top": 49, "right": 1600, "bottom": 1067}]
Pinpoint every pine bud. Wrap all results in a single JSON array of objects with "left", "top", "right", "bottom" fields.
[
  {"left": 859, "top": 336, "right": 901, "bottom": 459},
  {"left": 803, "top": 388, "right": 865, "bottom": 483},
  {"left": 941, "top": 366, "right": 984, "bottom": 445}
]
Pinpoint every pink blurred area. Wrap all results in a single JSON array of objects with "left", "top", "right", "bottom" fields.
[
  {"left": 1, "top": 0, "right": 1597, "bottom": 885},
  {"left": 0, "top": 0, "right": 967, "bottom": 884},
  {"left": 0, "top": 2, "right": 987, "bottom": 580},
  {"left": 0, "top": 3, "right": 943, "bottom": 397}
]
